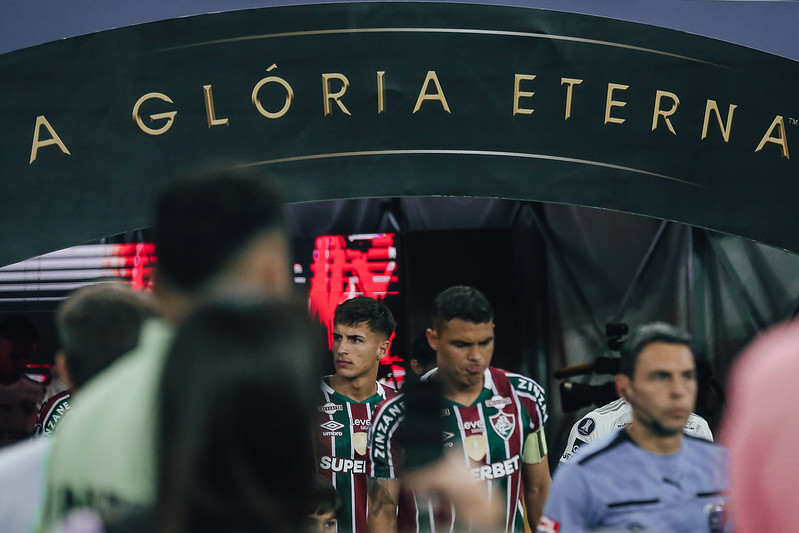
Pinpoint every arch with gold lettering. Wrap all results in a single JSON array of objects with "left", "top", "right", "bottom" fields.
[{"left": 1, "top": 2, "right": 798, "bottom": 266}]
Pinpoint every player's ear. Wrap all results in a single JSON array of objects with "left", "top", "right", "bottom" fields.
[
  {"left": 377, "top": 340, "right": 389, "bottom": 359},
  {"left": 615, "top": 374, "right": 631, "bottom": 402},
  {"left": 426, "top": 327, "right": 438, "bottom": 351}
]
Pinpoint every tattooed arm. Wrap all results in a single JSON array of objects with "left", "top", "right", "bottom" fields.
[{"left": 367, "top": 476, "right": 400, "bottom": 533}]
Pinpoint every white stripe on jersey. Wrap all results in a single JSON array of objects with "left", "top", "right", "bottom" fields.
[
  {"left": 453, "top": 407, "right": 471, "bottom": 466},
  {"left": 508, "top": 379, "right": 526, "bottom": 533},
  {"left": 483, "top": 367, "right": 496, "bottom": 391},
  {"left": 477, "top": 403, "right": 493, "bottom": 503},
  {"left": 345, "top": 402, "right": 357, "bottom": 533}
]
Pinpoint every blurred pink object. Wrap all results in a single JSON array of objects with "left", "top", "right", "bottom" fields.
[{"left": 721, "top": 318, "right": 799, "bottom": 532}]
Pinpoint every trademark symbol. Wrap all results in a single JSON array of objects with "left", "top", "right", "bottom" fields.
[{"left": 789, "top": 117, "right": 799, "bottom": 126}]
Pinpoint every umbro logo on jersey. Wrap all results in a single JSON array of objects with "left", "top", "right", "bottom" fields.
[
  {"left": 485, "top": 395, "right": 512, "bottom": 409},
  {"left": 319, "top": 402, "right": 344, "bottom": 415},
  {"left": 320, "top": 421, "right": 345, "bottom": 431},
  {"left": 577, "top": 417, "right": 596, "bottom": 437},
  {"left": 441, "top": 431, "right": 455, "bottom": 441}
]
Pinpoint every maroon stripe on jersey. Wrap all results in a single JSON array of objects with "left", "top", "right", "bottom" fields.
[
  {"left": 489, "top": 368, "right": 526, "bottom": 533},
  {"left": 348, "top": 402, "right": 372, "bottom": 533}
]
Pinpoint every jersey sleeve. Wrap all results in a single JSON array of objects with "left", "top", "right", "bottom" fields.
[
  {"left": 558, "top": 419, "right": 591, "bottom": 464},
  {"left": 506, "top": 373, "right": 548, "bottom": 429},
  {"left": 367, "top": 396, "right": 405, "bottom": 480},
  {"left": 686, "top": 413, "right": 714, "bottom": 442},
  {"left": 559, "top": 411, "right": 604, "bottom": 463}
]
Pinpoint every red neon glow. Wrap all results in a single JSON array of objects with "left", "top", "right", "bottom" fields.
[{"left": 308, "top": 234, "right": 399, "bottom": 354}]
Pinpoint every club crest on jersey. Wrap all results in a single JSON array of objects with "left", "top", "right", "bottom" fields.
[
  {"left": 489, "top": 411, "right": 516, "bottom": 441},
  {"left": 485, "top": 395, "right": 512, "bottom": 409},
  {"left": 319, "top": 402, "right": 343, "bottom": 415}
]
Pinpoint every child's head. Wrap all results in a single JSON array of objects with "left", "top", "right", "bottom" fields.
[{"left": 304, "top": 476, "right": 341, "bottom": 533}]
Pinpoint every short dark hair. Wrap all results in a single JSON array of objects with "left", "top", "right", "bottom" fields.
[
  {"left": 431, "top": 286, "right": 493, "bottom": 332},
  {"left": 410, "top": 329, "right": 436, "bottom": 368},
  {"left": 306, "top": 476, "right": 342, "bottom": 518},
  {"left": 154, "top": 168, "right": 285, "bottom": 292},
  {"left": 333, "top": 297, "right": 395, "bottom": 340},
  {"left": 619, "top": 322, "right": 694, "bottom": 377},
  {"left": 157, "top": 295, "right": 321, "bottom": 533},
  {"left": 57, "top": 283, "right": 154, "bottom": 388},
  {"left": 0, "top": 315, "right": 38, "bottom": 344}
]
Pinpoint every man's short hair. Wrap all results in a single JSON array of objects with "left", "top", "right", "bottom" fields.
[
  {"left": 0, "top": 315, "right": 38, "bottom": 345},
  {"left": 431, "top": 286, "right": 493, "bottom": 332},
  {"left": 154, "top": 168, "right": 285, "bottom": 292},
  {"left": 619, "top": 322, "right": 693, "bottom": 378},
  {"left": 333, "top": 297, "right": 395, "bottom": 340},
  {"left": 57, "top": 283, "right": 154, "bottom": 388},
  {"left": 306, "top": 475, "right": 342, "bottom": 518},
  {"left": 410, "top": 329, "right": 436, "bottom": 368}
]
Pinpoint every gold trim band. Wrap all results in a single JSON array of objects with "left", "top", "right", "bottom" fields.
[{"left": 234, "top": 148, "right": 702, "bottom": 187}]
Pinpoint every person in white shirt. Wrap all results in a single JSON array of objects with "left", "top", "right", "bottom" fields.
[{"left": 559, "top": 396, "right": 713, "bottom": 464}]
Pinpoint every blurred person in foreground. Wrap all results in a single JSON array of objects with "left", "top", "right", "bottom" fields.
[
  {"left": 35, "top": 284, "right": 156, "bottom": 438},
  {"left": 0, "top": 314, "right": 44, "bottom": 447},
  {"left": 315, "top": 296, "right": 398, "bottom": 533},
  {"left": 57, "top": 295, "right": 321, "bottom": 533},
  {"left": 367, "top": 285, "right": 550, "bottom": 532},
  {"left": 0, "top": 283, "right": 154, "bottom": 533},
  {"left": 539, "top": 323, "right": 731, "bottom": 533},
  {"left": 722, "top": 318, "right": 799, "bottom": 532},
  {"left": 404, "top": 329, "right": 437, "bottom": 382},
  {"left": 36, "top": 168, "right": 292, "bottom": 532}
]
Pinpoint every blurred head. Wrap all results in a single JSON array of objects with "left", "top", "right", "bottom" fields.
[
  {"left": 408, "top": 329, "right": 437, "bottom": 378},
  {"left": 56, "top": 283, "right": 155, "bottom": 389},
  {"left": 0, "top": 315, "right": 38, "bottom": 385},
  {"left": 153, "top": 168, "right": 291, "bottom": 319},
  {"left": 157, "top": 295, "right": 321, "bottom": 533},
  {"left": 303, "top": 476, "right": 341, "bottom": 533},
  {"left": 331, "top": 297, "right": 395, "bottom": 382},
  {"left": 616, "top": 322, "right": 697, "bottom": 437},
  {"left": 427, "top": 286, "right": 494, "bottom": 390}
]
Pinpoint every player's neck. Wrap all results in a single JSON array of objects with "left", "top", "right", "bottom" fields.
[
  {"left": 440, "top": 376, "right": 484, "bottom": 406},
  {"left": 330, "top": 373, "right": 378, "bottom": 402},
  {"left": 624, "top": 422, "right": 683, "bottom": 455}
]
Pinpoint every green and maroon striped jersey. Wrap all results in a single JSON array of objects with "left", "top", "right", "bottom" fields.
[
  {"left": 315, "top": 377, "right": 398, "bottom": 533},
  {"left": 34, "top": 389, "right": 72, "bottom": 437},
  {"left": 368, "top": 367, "right": 547, "bottom": 533}
]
